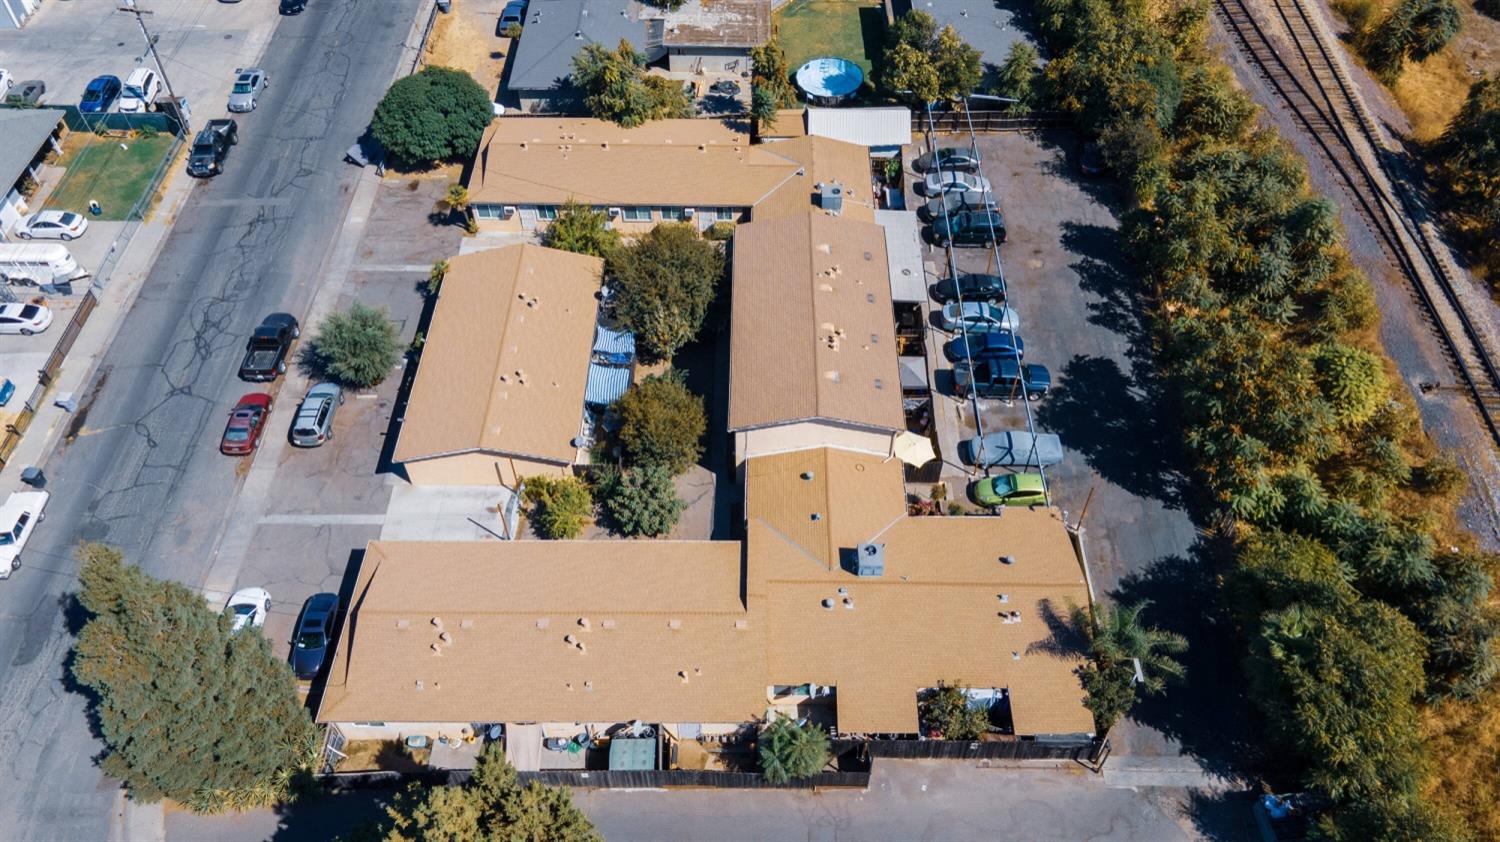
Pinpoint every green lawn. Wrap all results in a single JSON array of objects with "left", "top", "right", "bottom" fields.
[
  {"left": 774, "top": 0, "right": 885, "bottom": 82},
  {"left": 43, "top": 133, "right": 177, "bottom": 221}
]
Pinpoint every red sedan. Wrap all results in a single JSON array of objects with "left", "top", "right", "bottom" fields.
[{"left": 220, "top": 393, "right": 273, "bottom": 455}]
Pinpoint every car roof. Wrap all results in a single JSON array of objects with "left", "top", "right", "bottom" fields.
[
  {"left": 87, "top": 75, "right": 119, "bottom": 86},
  {"left": 228, "top": 586, "right": 269, "bottom": 604},
  {"left": 235, "top": 393, "right": 272, "bottom": 407},
  {"left": 302, "top": 592, "right": 338, "bottom": 617},
  {"left": 306, "top": 382, "right": 340, "bottom": 399},
  {"left": 1013, "top": 473, "right": 1046, "bottom": 492},
  {"left": 0, "top": 491, "right": 48, "bottom": 521},
  {"left": 260, "top": 312, "right": 297, "bottom": 327}
]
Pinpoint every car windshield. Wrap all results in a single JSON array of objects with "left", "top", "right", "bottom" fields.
[
  {"left": 0, "top": 532, "right": 12, "bottom": 546},
  {"left": 233, "top": 603, "right": 256, "bottom": 616},
  {"left": 82, "top": 89, "right": 101, "bottom": 103},
  {"left": 224, "top": 428, "right": 250, "bottom": 442},
  {"left": 124, "top": 85, "right": 145, "bottom": 98},
  {"left": 19, "top": 306, "right": 39, "bottom": 319},
  {"left": 59, "top": 213, "right": 78, "bottom": 225},
  {"left": 232, "top": 81, "right": 253, "bottom": 94},
  {"left": 296, "top": 632, "right": 325, "bottom": 650}
]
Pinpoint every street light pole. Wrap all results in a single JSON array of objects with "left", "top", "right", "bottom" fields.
[{"left": 117, "top": 0, "right": 190, "bottom": 134}]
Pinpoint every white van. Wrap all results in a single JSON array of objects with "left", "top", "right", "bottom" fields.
[
  {"left": 0, "top": 243, "right": 84, "bottom": 286},
  {"left": 119, "top": 67, "right": 161, "bottom": 113}
]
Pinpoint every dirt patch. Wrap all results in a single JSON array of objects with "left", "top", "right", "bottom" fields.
[{"left": 424, "top": 0, "right": 509, "bottom": 96}]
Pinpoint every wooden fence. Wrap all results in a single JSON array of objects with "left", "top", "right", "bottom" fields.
[
  {"left": 325, "top": 768, "right": 872, "bottom": 791},
  {"left": 836, "top": 736, "right": 1103, "bottom": 763},
  {"left": 0, "top": 290, "right": 98, "bottom": 471}
]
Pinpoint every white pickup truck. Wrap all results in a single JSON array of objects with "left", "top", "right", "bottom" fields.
[{"left": 0, "top": 490, "right": 48, "bottom": 578}]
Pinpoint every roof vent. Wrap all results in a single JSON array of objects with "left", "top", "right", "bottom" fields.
[
  {"left": 668, "top": 619, "right": 683, "bottom": 630},
  {"left": 439, "top": 631, "right": 452, "bottom": 644},
  {"left": 811, "top": 512, "right": 823, "bottom": 521},
  {"left": 574, "top": 29, "right": 582, "bottom": 38},
  {"left": 874, "top": 379, "right": 884, "bottom": 390},
  {"left": 602, "top": 619, "right": 617, "bottom": 629},
  {"left": 998, "top": 593, "right": 1009, "bottom": 603},
  {"left": 734, "top": 619, "right": 749, "bottom": 630},
  {"left": 821, "top": 598, "right": 835, "bottom": 609},
  {"left": 855, "top": 542, "right": 885, "bottom": 576},
  {"left": 536, "top": 618, "right": 550, "bottom": 629},
  {"left": 415, "top": 680, "right": 425, "bottom": 691},
  {"left": 801, "top": 471, "right": 815, "bottom": 480},
  {"left": 431, "top": 643, "right": 442, "bottom": 656},
  {"left": 843, "top": 598, "right": 855, "bottom": 610},
  {"left": 578, "top": 617, "right": 592, "bottom": 631},
  {"left": 460, "top": 619, "right": 474, "bottom": 629},
  {"left": 585, "top": 680, "right": 594, "bottom": 690},
  {"left": 396, "top": 619, "right": 410, "bottom": 630},
  {"left": 679, "top": 670, "right": 690, "bottom": 684},
  {"left": 1011, "top": 651, "right": 1021, "bottom": 660},
  {"left": 999, "top": 555, "right": 1016, "bottom": 565}
]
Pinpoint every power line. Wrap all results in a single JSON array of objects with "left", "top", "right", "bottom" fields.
[{"left": 117, "top": 0, "right": 191, "bottom": 135}]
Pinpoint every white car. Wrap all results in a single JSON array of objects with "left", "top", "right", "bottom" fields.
[
  {"left": 939, "top": 301, "right": 1019, "bottom": 334},
  {"left": 0, "top": 69, "right": 13, "bottom": 102},
  {"left": 923, "top": 170, "right": 991, "bottom": 197},
  {"left": 0, "top": 303, "right": 53, "bottom": 335},
  {"left": 14, "top": 210, "right": 88, "bottom": 241},
  {"left": 224, "top": 587, "right": 272, "bottom": 631},
  {"left": 0, "top": 491, "right": 48, "bottom": 578}
]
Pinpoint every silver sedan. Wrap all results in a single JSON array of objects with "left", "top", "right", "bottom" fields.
[
  {"left": 227, "top": 67, "right": 267, "bottom": 113},
  {"left": 923, "top": 170, "right": 991, "bottom": 196}
]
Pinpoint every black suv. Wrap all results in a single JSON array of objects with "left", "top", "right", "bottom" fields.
[
  {"left": 930, "top": 209, "right": 1006, "bottom": 248},
  {"left": 930, "top": 273, "right": 1006, "bottom": 304},
  {"left": 187, "top": 119, "right": 237, "bottom": 177},
  {"left": 953, "top": 358, "right": 1051, "bottom": 401}
]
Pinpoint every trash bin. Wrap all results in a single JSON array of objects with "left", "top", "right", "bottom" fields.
[{"left": 20, "top": 467, "right": 44, "bottom": 488}]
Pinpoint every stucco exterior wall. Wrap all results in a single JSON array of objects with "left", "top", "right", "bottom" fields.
[
  {"left": 403, "top": 452, "right": 571, "bottom": 488},
  {"left": 666, "top": 46, "right": 751, "bottom": 73},
  {"left": 734, "top": 421, "right": 896, "bottom": 463}
]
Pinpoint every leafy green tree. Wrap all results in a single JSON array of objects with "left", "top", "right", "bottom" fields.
[
  {"left": 1436, "top": 75, "right": 1500, "bottom": 260},
  {"left": 1363, "top": 0, "right": 1462, "bottom": 79},
  {"left": 751, "top": 87, "right": 780, "bottom": 136},
  {"left": 921, "top": 683, "right": 992, "bottom": 740},
  {"left": 571, "top": 40, "right": 693, "bottom": 127},
  {"left": 751, "top": 39, "right": 797, "bottom": 109},
  {"left": 1175, "top": 65, "right": 1255, "bottom": 141},
  {"left": 880, "top": 11, "right": 982, "bottom": 102},
  {"left": 757, "top": 715, "right": 830, "bottom": 784},
  {"left": 314, "top": 302, "right": 402, "bottom": 388},
  {"left": 1313, "top": 795, "right": 1474, "bottom": 842},
  {"left": 1074, "top": 600, "right": 1187, "bottom": 733},
  {"left": 598, "top": 464, "right": 684, "bottom": 537},
  {"left": 369, "top": 743, "right": 600, "bottom": 841},
  {"left": 372, "top": 67, "right": 493, "bottom": 168},
  {"left": 70, "top": 543, "right": 317, "bottom": 810},
  {"left": 991, "top": 42, "right": 1043, "bottom": 113},
  {"left": 1407, "top": 550, "right": 1500, "bottom": 701},
  {"left": 522, "top": 475, "right": 594, "bottom": 539},
  {"left": 615, "top": 372, "right": 705, "bottom": 474},
  {"left": 543, "top": 200, "right": 621, "bottom": 258},
  {"left": 1311, "top": 342, "right": 1388, "bottom": 426},
  {"left": 607, "top": 222, "right": 724, "bottom": 360}
]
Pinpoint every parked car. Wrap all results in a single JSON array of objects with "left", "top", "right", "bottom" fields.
[
  {"left": 226, "top": 67, "right": 267, "bottom": 113},
  {"left": 499, "top": 0, "right": 526, "bottom": 29},
  {"left": 224, "top": 587, "right": 271, "bottom": 632},
  {"left": 943, "top": 329, "right": 1024, "bottom": 363},
  {"left": 929, "top": 273, "right": 1005, "bottom": 304},
  {"left": 953, "top": 358, "right": 1051, "bottom": 401},
  {"left": 118, "top": 67, "right": 161, "bottom": 113},
  {"left": 279, "top": 0, "right": 308, "bottom": 13},
  {"left": 939, "top": 301, "right": 1019, "bottom": 333},
  {"left": 922, "top": 170, "right": 990, "bottom": 196},
  {"left": 290, "top": 382, "right": 343, "bottom": 447},
  {"left": 930, "top": 209, "right": 1007, "bottom": 248},
  {"left": 291, "top": 592, "right": 339, "bottom": 679},
  {"left": 187, "top": 118, "right": 238, "bottom": 177},
  {"left": 0, "top": 303, "right": 53, "bottom": 335},
  {"left": 79, "top": 75, "right": 122, "bottom": 114},
  {"left": 0, "top": 490, "right": 48, "bottom": 577},
  {"left": 1080, "top": 141, "right": 1107, "bottom": 177},
  {"left": 0, "top": 68, "right": 12, "bottom": 102},
  {"left": 911, "top": 147, "right": 981, "bottom": 174},
  {"left": 13, "top": 210, "right": 87, "bottom": 241},
  {"left": 709, "top": 79, "right": 741, "bottom": 96},
  {"left": 969, "top": 472, "right": 1049, "bottom": 508},
  {"left": 960, "top": 430, "right": 1064, "bottom": 468},
  {"left": 239, "top": 312, "right": 298, "bottom": 381},
  {"left": 5, "top": 79, "right": 45, "bottom": 106},
  {"left": 220, "top": 393, "right": 273, "bottom": 455},
  {"left": 918, "top": 189, "right": 996, "bottom": 223}
]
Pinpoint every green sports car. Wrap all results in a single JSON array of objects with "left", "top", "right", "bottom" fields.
[{"left": 969, "top": 472, "right": 1050, "bottom": 507}]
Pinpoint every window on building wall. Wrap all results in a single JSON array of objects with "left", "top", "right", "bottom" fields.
[
  {"left": 622, "top": 206, "right": 653, "bottom": 222},
  {"left": 472, "top": 204, "right": 506, "bottom": 220},
  {"left": 659, "top": 206, "right": 684, "bottom": 221},
  {"left": 536, "top": 205, "right": 559, "bottom": 221},
  {"left": 706, "top": 207, "right": 734, "bottom": 221},
  {"left": 352, "top": 721, "right": 387, "bottom": 727}
]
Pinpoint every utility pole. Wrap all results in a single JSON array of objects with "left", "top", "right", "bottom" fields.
[{"left": 117, "top": 0, "right": 190, "bottom": 134}]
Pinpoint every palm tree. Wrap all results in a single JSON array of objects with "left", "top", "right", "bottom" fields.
[{"left": 1074, "top": 600, "right": 1187, "bottom": 732}]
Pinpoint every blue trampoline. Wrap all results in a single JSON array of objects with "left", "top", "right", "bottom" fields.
[{"left": 796, "top": 57, "right": 863, "bottom": 106}]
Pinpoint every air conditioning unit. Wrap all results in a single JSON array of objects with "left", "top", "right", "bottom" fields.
[
  {"left": 682, "top": 207, "right": 695, "bottom": 218},
  {"left": 854, "top": 542, "right": 885, "bottom": 577},
  {"left": 502, "top": 205, "right": 517, "bottom": 218},
  {"left": 607, "top": 207, "right": 622, "bottom": 218}
]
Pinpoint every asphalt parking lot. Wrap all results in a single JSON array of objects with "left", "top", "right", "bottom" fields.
[{"left": 0, "top": 0, "right": 280, "bottom": 123}]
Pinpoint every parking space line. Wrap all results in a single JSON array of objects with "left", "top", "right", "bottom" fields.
[{"left": 257, "top": 514, "right": 386, "bottom": 525}]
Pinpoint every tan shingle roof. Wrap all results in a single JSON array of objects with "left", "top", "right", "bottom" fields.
[
  {"left": 394, "top": 244, "right": 603, "bottom": 467},
  {"left": 468, "top": 118, "right": 800, "bottom": 208},
  {"left": 729, "top": 212, "right": 904, "bottom": 432},
  {"left": 317, "top": 540, "right": 766, "bottom": 725},
  {"left": 742, "top": 448, "right": 907, "bottom": 570},
  {"left": 750, "top": 135, "right": 876, "bottom": 223}
]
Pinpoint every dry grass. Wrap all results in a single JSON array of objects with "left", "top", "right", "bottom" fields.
[
  {"left": 1423, "top": 692, "right": 1500, "bottom": 838},
  {"left": 1330, "top": 0, "right": 1500, "bottom": 141},
  {"left": 424, "top": 0, "right": 509, "bottom": 94},
  {"left": 337, "top": 739, "right": 430, "bottom": 772}
]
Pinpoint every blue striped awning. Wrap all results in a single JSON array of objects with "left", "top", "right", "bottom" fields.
[
  {"left": 585, "top": 363, "right": 632, "bottom": 407},
  {"left": 593, "top": 326, "right": 636, "bottom": 355}
]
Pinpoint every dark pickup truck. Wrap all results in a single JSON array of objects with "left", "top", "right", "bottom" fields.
[
  {"left": 239, "top": 313, "right": 299, "bottom": 381},
  {"left": 187, "top": 118, "right": 237, "bottom": 177}
]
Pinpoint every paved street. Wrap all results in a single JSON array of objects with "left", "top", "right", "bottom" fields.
[{"left": 0, "top": 1, "right": 421, "bottom": 839}]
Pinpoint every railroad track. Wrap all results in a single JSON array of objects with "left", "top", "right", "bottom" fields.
[{"left": 1216, "top": 0, "right": 1500, "bottom": 443}]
